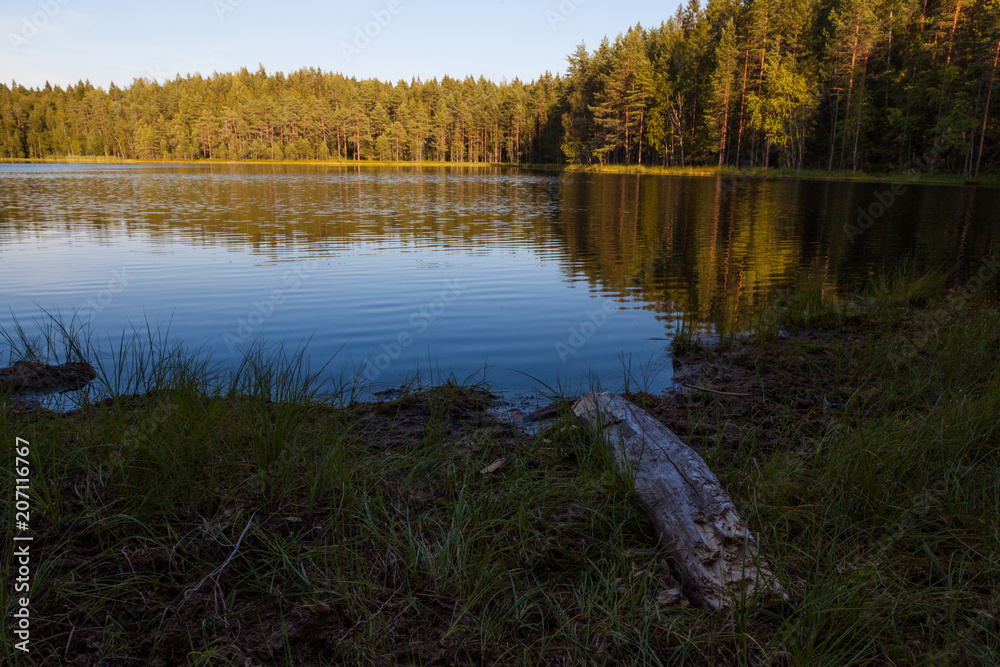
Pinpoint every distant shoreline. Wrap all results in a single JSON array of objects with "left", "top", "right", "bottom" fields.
[{"left": 3, "top": 157, "right": 998, "bottom": 187}]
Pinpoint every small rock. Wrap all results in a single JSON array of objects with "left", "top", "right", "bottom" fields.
[
  {"left": 528, "top": 403, "right": 561, "bottom": 421},
  {"left": 656, "top": 588, "right": 690, "bottom": 607}
]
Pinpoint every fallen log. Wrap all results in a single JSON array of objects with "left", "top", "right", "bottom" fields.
[{"left": 574, "top": 392, "right": 786, "bottom": 611}]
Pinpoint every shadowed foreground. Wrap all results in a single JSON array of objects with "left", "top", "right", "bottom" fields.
[{"left": 1, "top": 270, "right": 999, "bottom": 665}]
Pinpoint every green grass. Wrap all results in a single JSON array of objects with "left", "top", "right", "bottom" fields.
[
  {"left": 661, "top": 267, "right": 1000, "bottom": 664},
  {"left": 2, "top": 271, "right": 999, "bottom": 664},
  {"left": 526, "top": 162, "right": 1000, "bottom": 187}
]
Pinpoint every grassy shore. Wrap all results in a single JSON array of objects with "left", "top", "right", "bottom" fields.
[
  {"left": 0, "top": 157, "right": 505, "bottom": 170},
  {"left": 529, "top": 163, "right": 1000, "bottom": 187},
  {"left": 2, "top": 271, "right": 999, "bottom": 665},
  {"left": 3, "top": 156, "right": 998, "bottom": 187}
]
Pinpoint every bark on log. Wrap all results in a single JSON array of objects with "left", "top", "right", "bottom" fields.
[{"left": 574, "top": 392, "right": 786, "bottom": 611}]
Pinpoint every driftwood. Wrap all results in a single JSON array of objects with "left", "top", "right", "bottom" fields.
[{"left": 574, "top": 392, "right": 786, "bottom": 611}]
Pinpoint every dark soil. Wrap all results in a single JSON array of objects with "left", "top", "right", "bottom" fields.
[
  {"left": 0, "top": 361, "right": 96, "bottom": 394},
  {"left": 9, "top": 385, "right": 674, "bottom": 666},
  {"left": 626, "top": 319, "right": 873, "bottom": 455}
]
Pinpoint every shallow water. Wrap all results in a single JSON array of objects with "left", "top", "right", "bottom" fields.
[{"left": 1, "top": 164, "right": 997, "bottom": 396}]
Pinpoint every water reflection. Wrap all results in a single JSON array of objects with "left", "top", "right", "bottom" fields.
[
  {"left": 0, "top": 164, "right": 997, "bottom": 393},
  {"left": 556, "top": 173, "right": 999, "bottom": 329}
]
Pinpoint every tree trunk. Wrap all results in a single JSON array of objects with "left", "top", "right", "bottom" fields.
[
  {"left": 975, "top": 37, "right": 1000, "bottom": 179},
  {"left": 828, "top": 89, "right": 840, "bottom": 171},
  {"left": 852, "top": 51, "right": 869, "bottom": 172},
  {"left": 736, "top": 39, "right": 751, "bottom": 167},
  {"left": 719, "top": 57, "right": 732, "bottom": 167},
  {"left": 574, "top": 393, "right": 787, "bottom": 611},
  {"left": 946, "top": 0, "right": 962, "bottom": 67},
  {"left": 839, "top": 17, "right": 862, "bottom": 171}
]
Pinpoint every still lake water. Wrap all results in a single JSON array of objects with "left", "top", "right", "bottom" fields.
[{"left": 1, "top": 164, "right": 998, "bottom": 396}]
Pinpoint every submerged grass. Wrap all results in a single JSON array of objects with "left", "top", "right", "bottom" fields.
[{"left": 2, "top": 269, "right": 999, "bottom": 664}]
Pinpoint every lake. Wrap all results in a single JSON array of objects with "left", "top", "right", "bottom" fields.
[{"left": 1, "top": 164, "right": 998, "bottom": 397}]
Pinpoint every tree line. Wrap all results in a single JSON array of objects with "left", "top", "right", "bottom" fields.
[{"left": 2, "top": 0, "right": 998, "bottom": 176}]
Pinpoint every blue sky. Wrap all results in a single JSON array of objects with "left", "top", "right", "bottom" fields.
[{"left": 1, "top": 0, "right": 679, "bottom": 90}]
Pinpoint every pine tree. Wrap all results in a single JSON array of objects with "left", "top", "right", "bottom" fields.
[{"left": 710, "top": 17, "right": 739, "bottom": 165}]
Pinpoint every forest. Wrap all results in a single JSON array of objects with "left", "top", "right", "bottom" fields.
[{"left": 2, "top": 0, "right": 998, "bottom": 176}]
